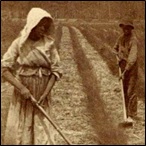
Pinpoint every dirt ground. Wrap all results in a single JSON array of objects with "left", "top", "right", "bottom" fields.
[{"left": 1, "top": 24, "right": 145, "bottom": 145}]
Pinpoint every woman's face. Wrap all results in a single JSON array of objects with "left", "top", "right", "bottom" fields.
[{"left": 29, "top": 17, "right": 52, "bottom": 41}]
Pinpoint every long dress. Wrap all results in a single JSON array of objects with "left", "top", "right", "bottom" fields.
[{"left": 2, "top": 36, "right": 61, "bottom": 145}]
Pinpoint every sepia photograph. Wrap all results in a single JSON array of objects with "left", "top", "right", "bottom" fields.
[{"left": 1, "top": 1, "right": 145, "bottom": 145}]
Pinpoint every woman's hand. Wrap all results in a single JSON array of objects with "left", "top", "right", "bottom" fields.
[
  {"left": 20, "top": 86, "right": 32, "bottom": 99},
  {"left": 2, "top": 70, "right": 32, "bottom": 99},
  {"left": 37, "top": 74, "right": 56, "bottom": 106},
  {"left": 37, "top": 93, "right": 48, "bottom": 105}
]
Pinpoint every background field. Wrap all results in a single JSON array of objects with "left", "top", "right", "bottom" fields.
[{"left": 1, "top": 1, "right": 145, "bottom": 145}]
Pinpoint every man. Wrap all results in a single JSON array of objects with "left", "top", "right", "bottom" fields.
[{"left": 113, "top": 18, "right": 138, "bottom": 123}]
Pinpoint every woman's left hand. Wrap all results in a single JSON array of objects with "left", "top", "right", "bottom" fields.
[
  {"left": 37, "top": 93, "right": 48, "bottom": 105},
  {"left": 38, "top": 74, "right": 56, "bottom": 105}
]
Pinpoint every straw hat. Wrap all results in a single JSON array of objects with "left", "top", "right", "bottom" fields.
[{"left": 119, "top": 17, "right": 134, "bottom": 29}]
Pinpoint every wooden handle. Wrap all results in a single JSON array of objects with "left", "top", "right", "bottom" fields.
[
  {"left": 118, "top": 67, "right": 127, "bottom": 121},
  {"left": 30, "top": 95, "right": 72, "bottom": 145},
  {"left": 116, "top": 55, "right": 127, "bottom": 121}
]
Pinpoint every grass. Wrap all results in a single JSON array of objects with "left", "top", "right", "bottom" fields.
[
  {"left": 76, "top": 25, "right": 118, "bottom": 76},
  {"left": 69, "top": 26, "right": 127, "bottom": 145},
  {"left": 1, "top": 18, "right": 25, "bottom": 56}
]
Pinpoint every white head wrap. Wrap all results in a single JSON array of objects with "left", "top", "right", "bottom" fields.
[{"left": 18, "top": 8, "right": 54, "bottom": 48}]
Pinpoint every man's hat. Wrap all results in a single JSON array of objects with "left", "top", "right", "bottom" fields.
[{"left": 119, "top": 18, "right": 134, "bottom": 29}]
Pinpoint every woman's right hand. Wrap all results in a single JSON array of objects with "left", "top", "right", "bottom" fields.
[
  {"left": 2, "top": 70, "right": 32, "bottom": 99},
  {"left": 20, "top": 86, "right": 32, "bottom": 99}
]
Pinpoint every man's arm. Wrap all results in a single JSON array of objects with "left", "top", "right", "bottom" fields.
[{"left": 125, "top": 39, "right": 138, "bottom": 71}]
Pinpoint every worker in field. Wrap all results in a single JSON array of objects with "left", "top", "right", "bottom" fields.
[
  {"left": 113, "top": 17, "right": 138, "bottom": 124},
  {"left": 1, "top": 8, "right": 62, "bottom": 145}
]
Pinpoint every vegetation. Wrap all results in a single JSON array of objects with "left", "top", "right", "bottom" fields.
[{"left": 2, "top": 1, "right": 145, "bottom": 20}]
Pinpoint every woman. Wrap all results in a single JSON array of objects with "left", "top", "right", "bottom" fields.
[{"left": 1, "top": 8, "right": 62, "bottom": 145}]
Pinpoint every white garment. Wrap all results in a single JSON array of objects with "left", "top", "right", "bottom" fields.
[
  {"left": 19, "top": 8, "right": 54, "bottom": 48},
  {"left": 2, "top": 7, "right": 61, "bottom": 76}
]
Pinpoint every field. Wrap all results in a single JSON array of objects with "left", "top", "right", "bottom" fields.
[{"left": 1, "top": 19, "right": 145, "bottom": 145}]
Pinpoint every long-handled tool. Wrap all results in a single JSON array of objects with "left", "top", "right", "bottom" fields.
[
  {"left": 30, "top": 95, "right": 72, "bottom": 145},
  {"left": 116, "top": 55, "right": 133, "bottom": 127}
]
